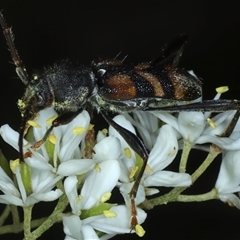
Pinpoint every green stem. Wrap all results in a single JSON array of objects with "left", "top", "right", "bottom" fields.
[
  {"left": 177, "top": 188, "right": 218, "bottom": 202},
  {"left": 23, "top": 205, "right": 33, "bottom": 240},
  {"left": 30, "top": 181, "right": 68, "bottom": 239},
  {"left": 0, "top": 216, "right": 48, "bottom": 235},
  {"left": 179, "top": 140, "right": 193, "bottom": 173},
  {"left": 191, "top": 144, "right": 221, "bottom": 183},
  {"left": 10, "top": 205, "right": 21, "bottom": 233},
  {"left": 0, "top": 206, "right": 10, "bottom": 226},
  {"left": 141, "top": 144, "right": 221, "bottom": 210}
]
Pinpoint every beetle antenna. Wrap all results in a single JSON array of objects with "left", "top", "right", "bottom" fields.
[
  {"left": 0, "top": 11, "right": 29, "bottom": 85},
  {"left": 113, "top": 51, "right": 122, "bottom": 60}
]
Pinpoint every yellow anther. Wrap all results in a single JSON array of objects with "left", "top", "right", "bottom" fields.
[
  {"left": 207, "top": 118, "right": 217, "bottom": 129},
  {"left": 46, "top": 114, "right": 58, "bottom": 125},
  {"left": 103, "top": 210, "right": 117, "bottom": 218},
  {"left": 88, "top": 124, "right": 94, "bottom": 130},
  {"left": 124, "top": 147, "right": 132, "bottom": 158},
  {"left": 77, "top": 195, "right": 83, "bottom": 203},
  {"left": 33, "top": 75, "right": 38, "bottom": 80},
  {"left": 49, "top": 134, "right": 57, "bottom": 144},
  {"left": 216, "top": 86, "right": 229, "bottom": 93},
  {"left": 101, "top": 128, "right": 108, "bottom": 136},
  {"left": 10, "top": 159, "right": 20, "bottom": 174},
  {"left": 73, "top": 127, "right": 85, "bottom": 135},
  {"left": 100, "top": 192, "right": 111, "bottom": 203},
  {"left": 27, "top": 120, "right": 41, "bottom": 128},
  {"left": 135, "top": 224, "right": 146, "bottom": 237},
  {"left": 94, "top": 163, "right": 101, "bottom": 172},
  {"left": 145, "top": 164, "right": 153, "bottom": 174},
  {"left": 129, "top": 166, "right": 138, "bottom": 179}
]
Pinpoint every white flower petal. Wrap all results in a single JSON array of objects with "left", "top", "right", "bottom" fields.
[
  {"left": 152, "top": 112, "right": 179, "bottom": 130},
  {"left": 144, "top": 170, "right": 192, "bottom": 187},
  {"left": 31, "top": 168, "right": 62, "bottom": 193},
  {"left": 197, "top": 135, "right": 240, "bottom": 151},
  {"left": 63, "top": 215, "right": 83, "bottom": 239},
  {"left": 57, "top": 159, "right": 96, "bottom": 176},
  {"left": 0, "top": 124, "right": 27, "bottom": 151},
  {"left": 0, "top": 194, "right": 23, "bottom": 206},
  {"left": 120, "top": 182, "right": 145, "bottom": 206},
  {"left": 219, "top": 193, "right": 240, "bottom": 209},
  {"left": 125, "top": 112, "right": 158, "bottom": 149},
  {"left": 82, "top": 225, "right": 99, "bottom": 240},
  {"left": 93, "top": 136, "right": 121, "bottom": 161},
  {"left": 29, "top": 189, "right": 62, "bottom": 203},
  {"left": 15, "top": 167, "right": 27, "bottom": 204},
  {"left": 0, "top": 168, "right": 20, "bottom": 197},
  {"left": 109, "top": 115, "right": 136, "bottom": 152},
  {"left": 91, "top": 205, "right": 146, "bottom": 234},
  {"left": 148, "top": 125, "right": 178, "bottom": 171},
  {"left": 178, "top": 112, "right": 205, "bottom": 142},
  {"left": 57, "top": 111, "right": 90, "bottom": 161},
  {"left": 80, "top": 160, "right": 120, "bottom": 209},
  {"left": 216, "top": 150, "right": 240, "bottom": 194},
  {"left": 25, "top": 157, "right": 53, "bottom": 171},
  {"left": 145, "top": 187, "right": 160, "bottom": 196},
  {"left": 64, "top": 176, "right": 81, "bottom": 215}
]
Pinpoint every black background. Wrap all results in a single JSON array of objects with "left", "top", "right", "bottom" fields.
[{"left": 0, "top": 1, "right": 240, "bottom": 240}]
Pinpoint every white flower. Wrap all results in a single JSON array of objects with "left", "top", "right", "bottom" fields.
[
  {"left": 63, "top": 159, "right": 146, "bottom": 239},
  {"left": 30, "top": 108, "right": 90, "bottom": 163},
  {"left": 0, "top": 108, "right": 92, "bottom": 205},
  {"left": 109, "top": 114, "right": 192, "bottom": 204},
  {"left": 63, "top": 215, "right": 99, "bottom": 240},
  {"left": 152, "top": 110, "right": 240, "bottom": 150},
  {"left": 63, "top": 206, "right": 147, "bottom": 240},
  {"left": 215, "top": 150, "right": 240, "bottom": 208},
  {"left": 0, "top": 163, "right": 62, "bottom": 206}
]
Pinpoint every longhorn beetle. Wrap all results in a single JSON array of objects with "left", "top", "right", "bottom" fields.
[{"left": 1, "top": 12, "right": 240, "bottom": 230}]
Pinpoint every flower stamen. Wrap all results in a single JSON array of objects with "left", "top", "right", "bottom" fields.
[
  {"left": 103, "top": 210, "right": 117, "bottom": 218},
  {"left": 27, "top": 120, "right": 41, "bottom": 128},
  {"left": 207, "top": 118, "right": 217, "bottom": 129},
  {"left": 46, "top": 114, "right": 58, "bottom": 125},
  {"left": 135, "top": 224, "right": 145, "bottom": 237},
  {"left": 216, "top": 86, "right": 229, "bottom": 93},
  {"left": 124, "top": 147, "right": 132, "bottom": 158},
  {"left": 73, "top": 127, "right": 85, "bottom": 135},
  {"left": 100, "top": 192, "right": 111, "bottom": 203},
  {"left": 10, "top": 159, "right": 20, "bottom": 174}
]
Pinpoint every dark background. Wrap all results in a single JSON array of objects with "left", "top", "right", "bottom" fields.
[{"left": 0, "top": 1, "right": 240, "bottom": 240}]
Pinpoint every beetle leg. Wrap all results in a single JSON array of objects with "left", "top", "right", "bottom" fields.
[
  {"left": 100, "top": 110, "right": 148, "bottom": 230},
  {"left": 145, "top": 99, "right": 240, "bottom": 112}
]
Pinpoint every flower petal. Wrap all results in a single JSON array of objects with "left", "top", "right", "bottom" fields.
[
  {"left": 215, "top": 150, "right": 240, "bottom": 194},
  {"left": 90, "top": 205, "right": 146, "bottom": 234},
  {"left": 93, "top": 136, "right": 121, "bottom": 161},
  {"left": 63, "top": 215, "right": 83, "bottom": 239},
  {"left": 0, "top": 124, "right": 27, "bottom": 151},
  {"left": 80, "top": 160, "right": 120, "bottom": 209},
  {"left": 144, "top": 170, "right": 192, "bottom": 187},
  {"left": 57, "top": 159, "right": 96, "bottom": 176},
  {"left": 148, "top": 125, "right": 178, "bottom": 171},
  {"left": 178, "top": 112, "right": 205, "bottom": 142},
  {"left": 64, "top": 176, "right": 81, "bottom": 215}
]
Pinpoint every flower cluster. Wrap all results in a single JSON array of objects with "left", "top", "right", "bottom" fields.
[{"left": 1, "top": 87, "right": 240, "bottom": 239}]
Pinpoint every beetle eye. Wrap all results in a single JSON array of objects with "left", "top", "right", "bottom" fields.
[
  {"left": 98, "top": 68, "right": 106, "bottom": 77},
  {"left": 36, "top": 92, "right": 45, "bottom": 108}
]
